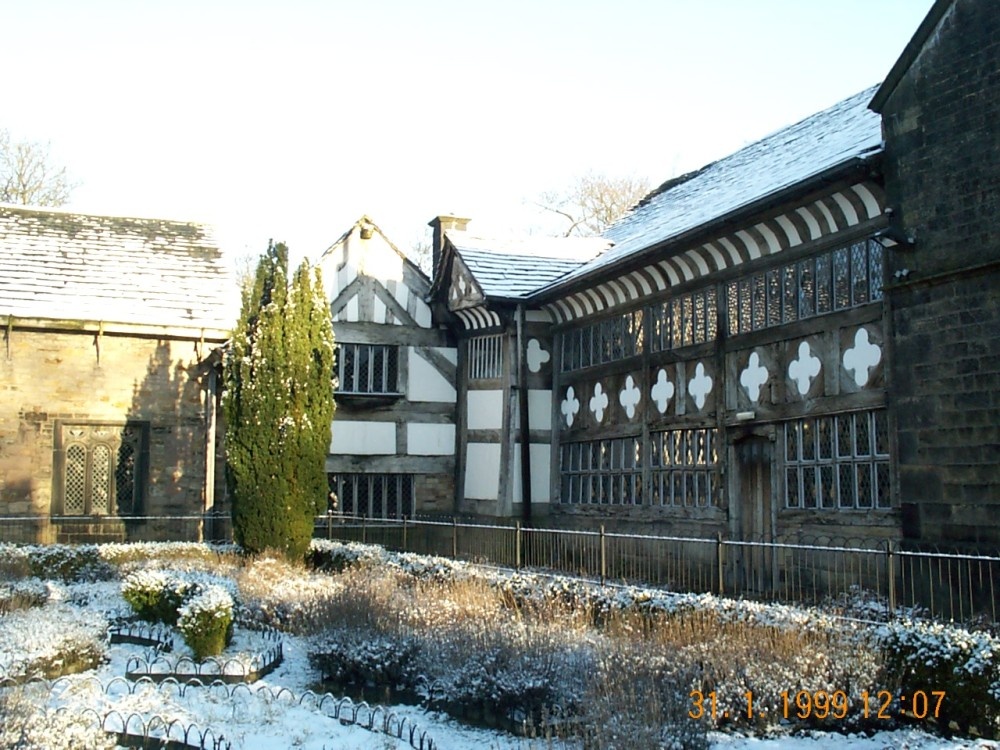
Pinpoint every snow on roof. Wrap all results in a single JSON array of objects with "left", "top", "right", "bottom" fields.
[
  {"left": 549, "top": 85, "right": 884, "bottom": 291},
  {"left": 448, "top": 233, "right": 610, "bottom": 300},
  {"left": 0, "top": 204, "right": 236, "bottom": 333}
]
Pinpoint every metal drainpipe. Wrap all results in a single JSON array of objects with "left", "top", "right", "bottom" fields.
[{"left": 516, "top": 304, "right": 532, "bottom": 526}]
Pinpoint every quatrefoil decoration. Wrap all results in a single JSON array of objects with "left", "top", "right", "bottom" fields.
[
  {"left": 740, "top": 351, "right": 769, "bottom": 403},
  {"left": 589, "top": 382, "right": 609, "bottom": 423},
  {"left": 560, "top": 386, "right": 580, "bottom": 428},
  {"left": 688, "top": 362, "right": 713, "bottom": 410},
  {"left": 526, "top": 338, "right": 550, "bottom": 373},
  {"left": 651, "top": 369, "right": 675, "bottom": 414},
  {"left": 619, "top": 375, "right": 641, "bottom": 420},
  {"left": 788, "top": 341, "right": 821, "bottom": 396},
  {"left": 843, "top": 327, "right": 882, "bottom": 387}
]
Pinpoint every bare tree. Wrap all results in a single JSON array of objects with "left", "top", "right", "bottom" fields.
[
  {"left": 534, "top": 171, "right": 652, "bottom": 237},
  {"left": 0, "top": 129, "right": 76, "bottom": 206}
]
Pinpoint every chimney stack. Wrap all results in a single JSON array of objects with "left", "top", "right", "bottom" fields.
[{"left": 428, "top": 215, "right": 470, "bottom": 281}]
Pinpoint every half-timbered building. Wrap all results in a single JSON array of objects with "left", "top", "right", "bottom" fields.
[
  {"left": 428, "top": 0, "right": 1000, "bottom": 556},
  {"left": 319, "top": 217, "right": 457, "bottom": 519}
]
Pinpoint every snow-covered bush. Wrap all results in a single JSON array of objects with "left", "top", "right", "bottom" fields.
[
  {"left": 26, "top": 544, "right": 115, "bottom": 582},
  {"left": 0, "top": 685, "right": 114, "bottom": 750},
  {"left": 0, "top": 603, "right": 106, "bottom": 679},
  {"left": 0, "top": 579, "right": 49, "bottom": 614},
  {"left": 121, "top": 569, "right": 196, "bottom": 625},
  {"left": 310, "top": 629, "right": 421, "bottom": 695},
  {"left": 176, "top": 585, "right": 234, "bottom": 660},
  {"left": 881, "top": 619, "right": 1000, "bottom": 736}
]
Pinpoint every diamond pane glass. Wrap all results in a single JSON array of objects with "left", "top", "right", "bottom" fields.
[
  {"left": 869, "top": 240, "right": 884, "bottom": 301},
  {"left": 834, "top": 247, "right": 850, "bottom": 309},
  {"left": 752, "top": 273, "right": 767, "bottom": 330},
  {"left": 855, "top": 413, "right": 872, "bottom": 456},
  {"left": 816, "top": 254, "right": 832, "bottom": 314},
  {"left": 852, "top": 241, "right": 870, "bottom": 305},
  {"left": 801, "top": 419, "right": 816, "bottom": 460},
  {"left": 820, "top": 466, "right": 836, "bottom": 508},
  {"left": 767, "top": 268, "right": 783, "bottom": 327},
  {"left": 837, "top": 415, "right": 853, "bottom": 458},
  {"left": 803, "top": 467, "right": 817, "bottom": 508},
  {"left": 786, "top": 468, "right": 800, "bottom": 508},
  {"left": 876, "top": 463, "right": 891, "bottom": 508},
  {"left": 65, "top": 444, "right": 86, "bottom": 515},
  {"left": 798, "top": 259, "right": 815, "bottom": 317},
  {"left": 856, "top": 464, "right": 874, "bottom": 508},
  {"left": 783, "top": 265, "right": 798, "bottom": 323}
]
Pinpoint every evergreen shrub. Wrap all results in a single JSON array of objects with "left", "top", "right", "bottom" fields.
[{"left": 177, "top": 585, "right": 234, "bottom": 660}]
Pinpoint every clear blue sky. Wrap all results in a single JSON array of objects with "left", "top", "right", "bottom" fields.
[{"left": 3, "top": 0, "right": 934, "bottom": 263}]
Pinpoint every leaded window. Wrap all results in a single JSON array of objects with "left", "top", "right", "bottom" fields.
[
  {"left": 58, "top": 423, "right": 144, "bottom": 516},
  {"left": 784, "top": 410, "right": 890, "bottom": 510},
  {"left": 650, "top": 427, "right": 719, "bottom": 507},
  {"left": 559, "top": 436, "right": 642, "bottom": 504},
  {"left": 726, "top": 239, "right": 884, "bottom": 336},
  {"left": 468, "top": 334, "right": 504, "bottom": 380},
  {"left": 327, "top": 473, "right": 414, "bottom": 519},
  {"left": 650, "top": 287, "right": 718, "bottom": 352},
  {"left": 336, "top": 343, "right": 399, "bottom": 395},
  {"left": 560, "top": 309, "right": 644, "bottom": 372}
]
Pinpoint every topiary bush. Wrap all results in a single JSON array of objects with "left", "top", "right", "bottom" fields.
[
  {"left": 121, "top": 570, "right": 198, "bottom": 625},
  {"left": 177, "top": 585, "right": 234, "bottom": 660}
]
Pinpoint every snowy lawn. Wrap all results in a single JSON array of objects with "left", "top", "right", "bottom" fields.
[{"left": 0, "top": 540, "right": 997, "bottom": 750}]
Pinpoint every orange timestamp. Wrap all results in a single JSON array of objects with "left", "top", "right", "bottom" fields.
[{"left": 689, "top": 689, "right": 947, "bottom": 722}]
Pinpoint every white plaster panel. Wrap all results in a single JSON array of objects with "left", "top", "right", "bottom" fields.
[
  {"left": 511, "top": 444, "right": 552, "bottom": 505},
  {"left": 466, "top": 389, "right": 504, "bottom": 430},
  {"left": 407, "top": 423, "right": 455, "bottom": 455},
  {"left": 513, "top": 390, "right": 552, "bottom": 431},
  {"left": 330, "top": 420, "right": 395, "bottom": 455},
  {"left": 464, "top": 442, "right": 501, "bottom": 499},
  {"left": 373, "top": 295, "right": 387, "bottom": 324},
  {"left": 408, "top": 347, "right": 457, "bottom": 403},
  {"left": 414, "top": 299, "right": 432, "bottom": 328}
]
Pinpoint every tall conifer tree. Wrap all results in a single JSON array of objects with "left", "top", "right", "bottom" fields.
[{"left": 224, "top": 242, "right": 334, "bottom": 559}]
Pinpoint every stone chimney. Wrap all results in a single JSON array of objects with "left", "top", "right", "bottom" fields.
[{"left": 428, "top": 215, "right": 470, "bottom": 281}]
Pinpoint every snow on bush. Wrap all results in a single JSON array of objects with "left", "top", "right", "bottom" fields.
[
  {"left": 121, "top": 569, "right": 193, "bottom": 624},
  {"left": 0, "top": 578, "right": 49, "bottom": 614},
  {"left": 176, "top": 584, "right": 234, "bottom": 660},
  {"left": 0, "top": 684, "right": 114, "bottom": 750},
  {"left": 881, "top": 618, "right": 1000, "bottom": 735},
  {"left": 0, "top": 602, "right": 106, "bottom": 679}
]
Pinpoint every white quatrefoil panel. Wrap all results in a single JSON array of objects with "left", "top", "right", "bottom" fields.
[
  {"left": 526, "top": 338, "right": 551, "bottom": 373},
  {"left": 590, "top": 382, "right": 609, "bottom": 423},
  {"left": 619, "top": 375, "right": 642, "bottom": 420},
  {"left": 688, "top": 362, "right": 713, "bottom": 410},
  {"left": 843, "top": 327, "right": 882, "bottom": 387},
  {"left": 560, "top": 386, "right": 580, "bottom": 428},
  {"left": 740, "top": 351, "right": 769, "bottom": 403},
  {"left": 651, "top": 368, "right": 675, "bottom": 414},
  {"left": 788, "top": 341, "right": 821, "bottom": 396}
]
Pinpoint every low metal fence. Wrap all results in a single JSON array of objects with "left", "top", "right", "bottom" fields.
[
  {"left": 0, "top": 513, "right": 994, "bottom": 624},
  {"left": 314, "top": 515, "right": 999, "bottom": 624}
]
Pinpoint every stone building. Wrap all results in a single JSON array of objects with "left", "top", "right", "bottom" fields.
[{"left": 0, "top": 205, "right": 234, "bottom": 542}]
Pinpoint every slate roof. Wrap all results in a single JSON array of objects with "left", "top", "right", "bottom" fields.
[
  {"left": 541, "top": 84, "right": 884, "bottom": 294},
  {"left": 0, "top": 204, "right": 236, "bottom": 333},
  {"left": 448, "top": 233, "right": 609, "bottom": 300}
]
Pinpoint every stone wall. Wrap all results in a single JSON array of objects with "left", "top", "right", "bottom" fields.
[
  {"left": 0, "top": 326, "right": 218, "bottom": 538},
  {"left": 879, "top": 0, "right": 1000, "bottom": 547}
]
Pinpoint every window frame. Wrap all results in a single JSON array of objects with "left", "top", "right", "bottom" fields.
[
  {"left": 53, "top": 420, "right": 148, "bottom": 517},
  {"left": 335, "top": 343, "right": 401, "bottom": 396}
]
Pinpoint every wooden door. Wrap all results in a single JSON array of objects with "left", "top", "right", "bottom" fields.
[{"left": 735, "top": 435, "right": 774, "bottom": 593}]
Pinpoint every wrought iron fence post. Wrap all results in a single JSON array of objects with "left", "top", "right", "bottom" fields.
[
  {"left": 886, "top": 539, "right": 896, "bottom": 616},
  {"left": 716, "top": 532, "right": 725, "bottom": 596},
  {"left": 452, "top": 517, "right": 458, "bottom": 558},
  {"left": 515, "top": 521, "right": 522, "bottom": 570},
  {"left": 327, "top": 511, "right": 332, "bottom": 540},
  {"left": 402, "top": 517, "right": 408, "bottom": 551},
  {"left": 362, "top": 515, "right": 367, "bottom": 544},
  {"left": 600, "top": 525, "right": 607, "bottom": 585}
]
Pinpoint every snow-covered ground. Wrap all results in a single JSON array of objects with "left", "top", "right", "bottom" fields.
[{"left": 0, "top": 545, "right": 997, "bottom": 750}]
